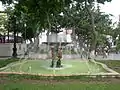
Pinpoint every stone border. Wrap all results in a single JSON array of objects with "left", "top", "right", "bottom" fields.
[
  {"left": 0, "top": 71, "right": 119, "bottom": 77},
  {"left": 89, "top": 59, "right": 120, "bottom": 75}
]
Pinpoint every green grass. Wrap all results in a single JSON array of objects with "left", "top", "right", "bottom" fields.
[
  {"left": 0, "top": 58, "right": 18, "bottom": 68},
  {"left": 0, "top": 80, "right": 120, "bottom": 90},
  {"left": 98, "top": 60, "right": 120, "bottom": 73},
  {"left": 1, "top": 60, "right": 108, "bottom": 75}
]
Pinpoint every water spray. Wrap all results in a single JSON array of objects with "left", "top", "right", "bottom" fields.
[{"left": 29, "top": 66, "right": 31, "bottom": 73}]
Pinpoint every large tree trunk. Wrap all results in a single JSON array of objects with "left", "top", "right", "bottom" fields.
[
  {"left": 78, "top": 35, "right": 84, "bottom": 58},
  {"left": 12, "top": 28, "right": 17, "bottom": 58},
  {"left": 46, "top": 12, "right": 51, "bottom": 52},
  {"left": 7, "top": 28, "right": 9, "bottom": 43},
  {"left": 71, "top": 27, "right": 77, "bottom": 49},
  {"left": 35, "top": 32, "right": 40, "bottom": 52},
  {"left": 46, "top": 30, "right": 50, "bottom": 51},
  {"left": 3, "top": 33, "right": 5, "bottom": 43},
  {"left": 85, "top": 0, "right": 97, "bottom": 59},
  {"left": 36, "top": 34, "right": 39, "bottom": 48},
  {"left": 89, "top": 11, "right": 97, "bottom": 58},
  {"left": 17, "top": 32, "right": 19, "bottom": 43}
]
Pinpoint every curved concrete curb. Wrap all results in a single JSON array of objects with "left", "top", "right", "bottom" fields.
[{"left": 90, "top": 59, "right": 120, "bottom": 76}]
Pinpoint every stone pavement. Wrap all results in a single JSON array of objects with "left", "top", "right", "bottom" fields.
[
  {"left": 1, "top": 53, "right": 120, "bottom": 60},
  {"left": 25, "top": 53, "right": 120, "bottom": 60},
  {"left": 95, "top": 53, "right": 120, "bottom": 60}
]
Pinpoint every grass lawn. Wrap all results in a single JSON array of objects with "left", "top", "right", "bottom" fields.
[
  {"left": 0, "top": 79, "right": 120, "bottom": 90},
  {"left": 97, "top": 60, "right": 120, "bottom": 73}
]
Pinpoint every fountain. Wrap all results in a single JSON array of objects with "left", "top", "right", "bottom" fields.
[
  {"left": 0, "top": 30, "right": 119, "bottom": 76},
  {"left": 50, "top": 46, "right": 62, "bottom": 68},
  {"left": 42, "top": 30, "right": 71, "bottom": 68}
]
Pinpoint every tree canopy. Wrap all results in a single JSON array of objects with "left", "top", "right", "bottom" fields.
[{"left": 0, "top": 0, "right": 114, "bottom": 57}]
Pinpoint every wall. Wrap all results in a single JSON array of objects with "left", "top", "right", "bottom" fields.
[{"left": 0, "top": 43, "right": 26, "bottom": 57}]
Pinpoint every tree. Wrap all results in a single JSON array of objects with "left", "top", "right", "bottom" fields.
[
  {"left": 2, "top": 0, "right": 113, "bottom": 59},
  {"left": 56, "top": 0, "right": 113, "bottom": 58},
  {"left": 72, "top": 0, "right": 112, "bottom": 58},
  {"left": 0, "top": 13, "right": 7, "bottom": 33},
  {"left": 112, "top": 21, "right": 120, "bottom": 53},
  {"left": 0, "top": 0, "right": 14, "bottom": 4}
]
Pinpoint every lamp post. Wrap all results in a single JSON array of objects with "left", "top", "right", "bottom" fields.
[{"left": 12, "top": 16, "right": 17, "bottom": 58}]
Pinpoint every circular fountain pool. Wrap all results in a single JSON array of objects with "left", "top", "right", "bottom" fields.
[{"left": 0, "top": 59, "right": 114, "bottom": 76}]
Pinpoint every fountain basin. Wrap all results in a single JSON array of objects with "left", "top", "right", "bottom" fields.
[{"left": 0, "top": 59, "right": 119, "bottom": 76}]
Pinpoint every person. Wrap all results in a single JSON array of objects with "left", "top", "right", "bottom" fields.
[
  {"left": 81, "top": 48, "right": 84, "bottom": 58},
  {"left": 57, "top": 47, "right": 62, "bottom": 59},
  {"left": 103, "top": 46, "right": 108, "bottom": 58},
  {"left": 56, "top": 47, "right": 62, "bottom": 67}
]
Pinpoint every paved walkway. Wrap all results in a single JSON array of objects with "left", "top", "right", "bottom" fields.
[
  {"left": 95, "top": 53, "right": 120, "bottom": 60},
  {"left": 1, "top": 53, "right": 120, "bottom": 60},
  {"left": 24, "top": 53, "right": 120, "bottom": 60}
]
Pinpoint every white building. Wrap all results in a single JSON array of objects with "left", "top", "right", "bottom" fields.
[{"left": 39, "top": 29, "right": 72, "bottom": 45}]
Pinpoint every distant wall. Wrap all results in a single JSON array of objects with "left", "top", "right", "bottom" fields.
[{"left": 0, "top": 43, "right": 26, "bottom": 57}]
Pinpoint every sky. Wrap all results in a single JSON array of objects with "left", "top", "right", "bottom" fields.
[
  {"left": 100, "top": 0, "right": 120, "bottom": 23},
  {"left": 0, "top": 0, "right": 120, "bottom": 23}
]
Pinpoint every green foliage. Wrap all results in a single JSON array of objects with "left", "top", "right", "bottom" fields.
[
  {"left": 0, "top": 0, "right": 13, "bottom": 4},
  {"left": 0, "top": 13, "right": 7, "bottom": 33},
  {"left": 97, "top": 0, "right": 112, "bottom": 4},
  {"left": 116, "top": 40, "right": 120, "bottom": 52},
  {"left": 1, "top": 0, "right": 113, "bottom": 49},
  {"left": 60, "top": 1, "right": 113, "bottom": 51},
  {"left": 75, "top": 0, "right": 112, "bottom": 4}
]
